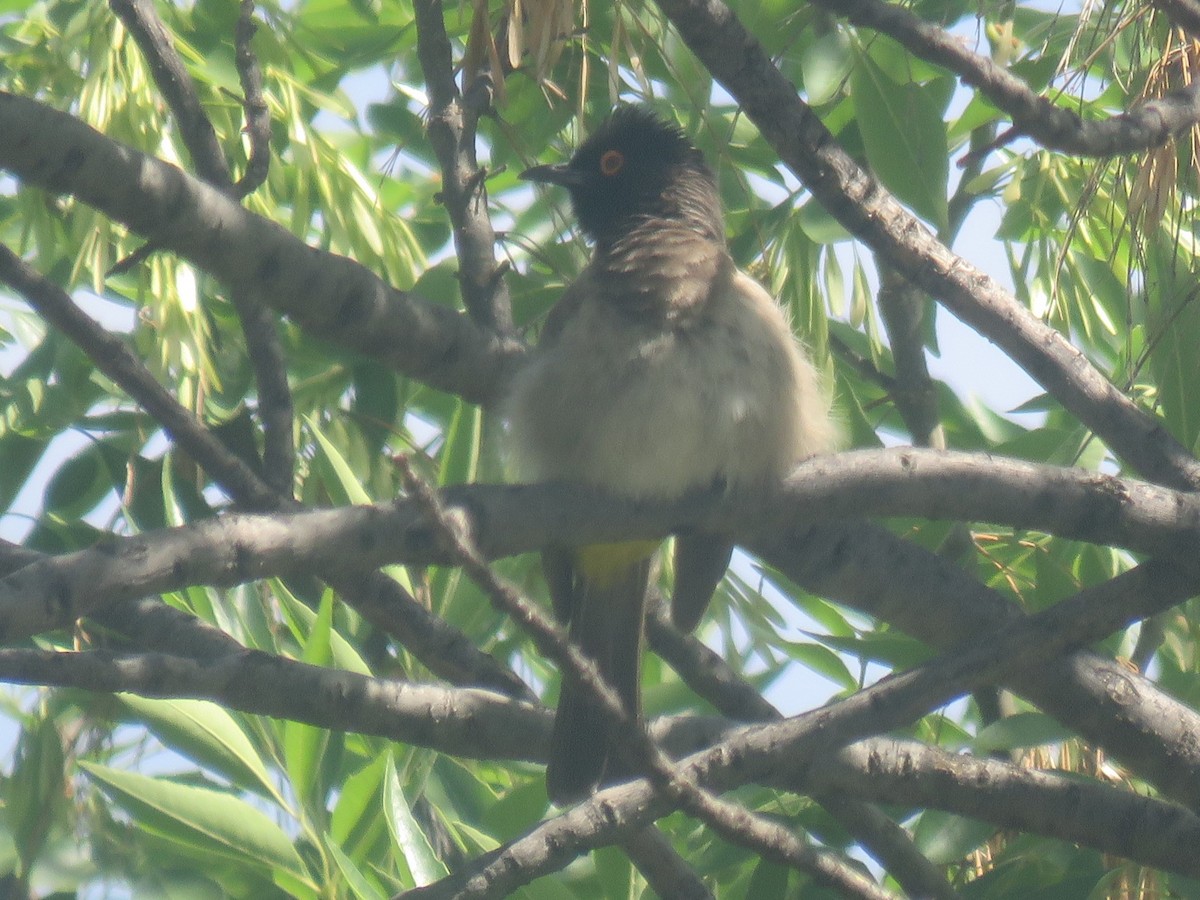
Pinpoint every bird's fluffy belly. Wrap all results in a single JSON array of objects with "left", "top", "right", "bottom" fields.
[{"left": 506, "top": 298, "right": 799, "bottom": 498}]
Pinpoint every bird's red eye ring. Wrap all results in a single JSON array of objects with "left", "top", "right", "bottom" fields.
[{"left": 600, "top": 149, "right": 625, "bottom": 176}]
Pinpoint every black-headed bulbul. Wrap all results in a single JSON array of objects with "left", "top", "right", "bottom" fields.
[{"left": 506, "top": 107, "right": 837, "bottom": 802}]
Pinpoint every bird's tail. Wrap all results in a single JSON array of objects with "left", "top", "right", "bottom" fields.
[{"left": 547, "top": 549, "right": 652, "bottom": 804}]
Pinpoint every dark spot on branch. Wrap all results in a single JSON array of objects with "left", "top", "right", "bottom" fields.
[
  {"left": 232, "top": 541, "right": 251, "bottom": 580},
  {"left": 52, "top": 578, "right": 72, "bottom": 619},
  {"left": 257, "top": 249, "right": 281, "bottom": 282},
  {"left": 59, "top": 147, "right": 86, "bottom": 179},
  {"left": 337, "top": 287, "right": 372, "bottom": 324}
]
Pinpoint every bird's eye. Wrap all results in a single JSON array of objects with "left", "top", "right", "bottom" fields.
[{"left": 599, "top": 149, "right": 625, "bottom": 176}]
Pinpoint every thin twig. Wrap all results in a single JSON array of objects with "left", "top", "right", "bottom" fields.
[
  {"left": 413, "top": 0, "right": 514, "bottom": 334},
  {"left": 618, "top": 827, "right": 715, "bottom": 900},
  {"left": 109, "top": 0, "right": 230, "bottom": 185},
  {"left": 232, "top": 0, "right": 270, "bottom": 197}
]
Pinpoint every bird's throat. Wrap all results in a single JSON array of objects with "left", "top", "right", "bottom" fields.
[{"left": 595, "top": 224, "right": 727, "bottom": 325}]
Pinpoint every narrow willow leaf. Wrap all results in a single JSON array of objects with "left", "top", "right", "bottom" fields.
[
  {"left": 973, "top": 712, "right": 1075, "bottom": 753},
  {"left": 115, "top": 695, "right": 284, "bottom": 807},
  {"left": 330, "top": 840, "right": 388, "bottom": 900},
  {"left": 384, "top": 752, "right": 448, "bottom": 887},
  {"left": 78, "top": 761, "right": 311, "bottom": 883},
  {"left": 850, "top": 51, "right": 949, "bottom": 229}
]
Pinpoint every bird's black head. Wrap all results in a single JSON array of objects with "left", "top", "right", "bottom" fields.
[{"left": 521, "top": 106, "right": 722, "bottom": 247}]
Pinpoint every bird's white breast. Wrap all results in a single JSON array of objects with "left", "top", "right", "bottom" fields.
[{"left": 505, "top": 266, "right": 836, "bottom": 498}]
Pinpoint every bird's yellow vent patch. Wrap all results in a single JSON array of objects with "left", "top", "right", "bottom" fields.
[{"left": 575, "top": 541, "right": 659, "bottom": 586}]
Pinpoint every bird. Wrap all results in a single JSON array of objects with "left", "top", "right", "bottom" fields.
[{"left": 505, "top": 106, "right": 837, "bottom": 803}]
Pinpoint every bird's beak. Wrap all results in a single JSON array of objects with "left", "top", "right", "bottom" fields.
[{"left": 520, "top": 163, "right": 583, "bottom": 188}]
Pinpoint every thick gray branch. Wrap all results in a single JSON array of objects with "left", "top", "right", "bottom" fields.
[
  {"left": 810, "top": 738, "right": 1200, "bottom": 878},
  {"left": 758, "top": 521, "right": 1200, "bottom": 808},
  {"left": 0, "top": 647, "right": 543, "bottom": 760},
  {"left": 0, "top": 91, "right": 521, "bottom": 406},
  {"left": 5, "top": 449, "right": 1200, "bottom": 642},
  {"left": 4, "top": 451, "right": 1200, "bottom": 809}
]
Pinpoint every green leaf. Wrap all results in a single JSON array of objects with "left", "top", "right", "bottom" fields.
[
  {"left": 481, "top": 780, "right": 548, "bottom": 842},
  {"left": 384, "top": 752, "right": 449, "bottom": 887},
  {"left": 284, "top": 589, "right": 336, "bottom": 808},
  {"left": 329, "top": 840, "right": 388, "bottom": 900},
  {"left": 115, "top": 695, "right": 283, "bottom": 806},
  {"left": 800, "top": 30, "right": 853, "bottom": 105},
  {"left": 0, "top": 434, "right": 49, "bottom": 511},
  {"left": 78, "top": 761, "right": 311, "bottom": 883},
  {"left": 819, "top": 631, "right": 936, "bottom": 670},
  {"left": 781, "top": 641, "right": 857, "bottom": 692},
  {"left": 10, "top": 716, "right": 67, "bottom": 873},
  {"left": 850, "top": 51, "right": 949, "bottom": 229},
  {"left": 42, "top": 440, "right": 110, "bottom": 519},
  {"left": 823, "top": 245, "right": 846, "bottom": 318},
  {"left": 747, "top": 858, "right": 790, "bottom": 899},
  {"left": 439, "top": 400, "right": 481, "bottom": 487},
  {"left": 330, "top": 753, "right": 388, "bottom": 848},
  {"left": 307, "top": 417, "right": 415, "bottom": 592},
  {"left": 799, "top": 199, "right": 852, "bottom": 245},
  {"left": 274, "top": 579, "right": 373, "bottom": 676},
  {"left": 913, "top": 810, "right": 995, "bottom": 864},
  {"left": 973, "top": 712, "right": 1075, "bottom": 753},
  {"left": 308, "top": 415, "right": 374, "bottom": 506}
]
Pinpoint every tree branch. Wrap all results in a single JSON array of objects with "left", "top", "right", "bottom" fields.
[
  {"left": 0, "top": 241, "right": 529, "bottom": 698},
  {"left": 110, "top": 0, "right": 294, "bottom": 494},
  {"left": 2, "top": 451, "right": 1199, "bottom": 807},
  {"left": 231, "top": 0, "right": 270, "bottom": 197},
  {"left": 109, "top": 0, "right": 231, "bottom": 185},
  {"left": 6, "top": 449, "right": 1200, "bottom": 642},
  {"left": 648, "top": 598, "right": 954, "bottom": 900},
  {"left": 809, "top": 737, "right": 1200, "bottom": 878},
  {"left": 413, "top": 0, "right": 514, "bottom": 334},
  {"left": 6, "top": 638, "right": 1196, "bottom": 882},
  {"left": 758, "top": 520, "right": 1200, "bottom": 807},
  {"left": 5, "top": 590, "right": 1199, "bottom": 885},
  {"left": 818, "top": 798, "right": 957, "bottom": 900},
  {"left": 811, "top": 0, "right": 1200, "bottom": 157},
  {"left": 877, "top": 269, "right": 943, "bottom": 448},
  {"left": 0, "top": 647, "right": 544, "bottom": 760},
  {"left": 0, "top": 91, "right": 520, "bottom": 406},
  {"left": 616, "top": 827, "right": 714, "bottom": 900}
]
